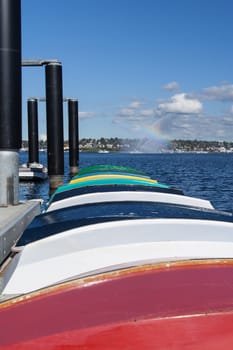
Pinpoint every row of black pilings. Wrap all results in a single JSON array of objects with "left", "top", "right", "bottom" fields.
[
  {"left": 27, "top": 96, "right": 79, "bottom": 184},
  {"left": 0, "top": 0, "right": 79, "bottom": 206}
]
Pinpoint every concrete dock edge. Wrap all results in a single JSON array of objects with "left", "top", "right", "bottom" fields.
[{"left": 0, "top": 200, "right": 41, "bottom": 265}]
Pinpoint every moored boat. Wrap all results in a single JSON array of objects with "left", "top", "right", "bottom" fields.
[{"left": 19, "top": 162, "right": 48, "bottom": 181}]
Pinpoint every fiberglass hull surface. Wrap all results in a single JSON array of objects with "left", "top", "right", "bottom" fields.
[{"left": 1, "top": 261, "right": 233, "bottom": 349}]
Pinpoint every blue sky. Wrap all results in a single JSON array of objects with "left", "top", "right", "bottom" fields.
[{"left": 22, "top": 0, "right": 233, "bottom": 142}]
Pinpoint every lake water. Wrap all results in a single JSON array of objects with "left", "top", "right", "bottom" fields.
[{"left": 19, "top": 152, "right": 233, "bottom": 213}]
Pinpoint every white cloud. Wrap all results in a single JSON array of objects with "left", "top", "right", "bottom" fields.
[
  {"left": 79, "top": 111, "right": 95, "bottom": 118},
  {"left": 117, "top": 109, "right": 154, "bottom": 122},
  {"left": 113, "top": 91, "right": 233, "bottom": 140},
  {"left": 118, "top": 100, "right": 154, "bottom": 120},
  {"left": 201, "top": 84, "right": 233, "bottom": 101},
  {"left": 140, "top": 109, "right": 154, "bottom": 116},
  {"left": 128, "top": 101, "right": 144, "bottom": 109},
  {"left": 159, "top": 112, "right": 233, "bottom": 141},
  {"left": 158, "top": 93, "right": 202, "bottom": 114},
  {"left": 162, "top": 81, "right": 179, "bottom": 91},
  {"left": 118, "top": 108, "right": 135, "bottom": 117}
]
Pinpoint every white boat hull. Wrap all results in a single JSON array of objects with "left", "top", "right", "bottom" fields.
[
  {"left": 47, "top": 191, "right": 214, "bottom": 212},
  {"left": 3, "top": 218, "right": 233, "bottom": 295},
  {"left": 19, "top": 163, "right": 48, "bottom": 181}
]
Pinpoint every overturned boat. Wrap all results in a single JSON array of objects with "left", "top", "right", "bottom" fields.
[{"left": 1, "top": 164, "right": 233, "bottom": 349}]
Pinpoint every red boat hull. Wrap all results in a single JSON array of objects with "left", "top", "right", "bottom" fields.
[{"left": 1, "top": 260, "right": 233, "bottom": 349}]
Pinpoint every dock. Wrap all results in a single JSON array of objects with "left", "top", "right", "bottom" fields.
[{"left": 0, "top": 200, "right": 41, "bottom": 266}]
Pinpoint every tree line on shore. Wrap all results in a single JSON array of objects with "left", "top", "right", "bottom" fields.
[{"left": 21, "top": 138, "right": 233, "bottom": 152}]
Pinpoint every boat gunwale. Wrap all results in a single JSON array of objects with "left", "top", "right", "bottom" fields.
[{"left": 1, "top": 258, "right": 233, "bottom": 308}]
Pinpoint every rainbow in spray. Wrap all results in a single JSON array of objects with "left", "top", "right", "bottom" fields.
[
  {"left": 131, "top": 116, "right": 171, "bottom": 152},
  {"left": 142, "top": 117, "right": 171, "bottom": 144}
]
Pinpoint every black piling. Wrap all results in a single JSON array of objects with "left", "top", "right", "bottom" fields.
[
  {"left": 27, "top": 98, "right": 39, "bottom": 164},
  {"left": 45, "top": 62, "right": 64, "bottom": 189},
  {"left": 0, "top": 0, "right": 21, "bottom": 206},
  {"left": 68, "top": 99, "right": 79, "bottom": 175}
]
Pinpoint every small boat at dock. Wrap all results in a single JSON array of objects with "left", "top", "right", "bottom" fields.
[{"left": 19, "top": 162, "right": 48, "bottom": 181}]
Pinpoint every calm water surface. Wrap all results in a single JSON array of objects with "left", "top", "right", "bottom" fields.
[{"left": 19, "top": 152, "right": 233, "bottom": 212}]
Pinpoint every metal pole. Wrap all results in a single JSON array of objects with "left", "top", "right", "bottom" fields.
[
  {"left": 45, "top": 62, "right": 64, "bottom": 189},
  {"left": 68, "top": 99, "right": 79, "bottom": 175},
  {"left": 27, "top": 98, "right": 39, "bottom": 164},
  {"left": 0, "top": 0, "right": 21, "bottom": 206}
]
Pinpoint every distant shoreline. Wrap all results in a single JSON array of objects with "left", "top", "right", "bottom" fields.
[{"left": 21, "top": 138, "right": 233, "bottom": 154}]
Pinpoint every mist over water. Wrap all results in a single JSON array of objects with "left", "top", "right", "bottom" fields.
[
  {"left": 19, "top": 151, "right": 233, "bottom": 213},
  {"left": 132, "top": 138, "right": 170, "bottom": 153}
]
